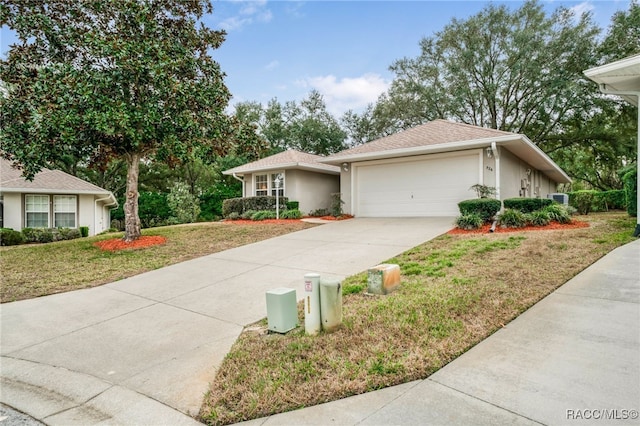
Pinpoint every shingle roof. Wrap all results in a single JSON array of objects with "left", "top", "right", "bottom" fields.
[
  {"left": 223, "top": 149, "right": 340, "bottom": 175},
  {"left": 326, "top": 119, "right": 515, "bottom": 160},
  {"left": 0, "top": 158, "right": 112, "bottom": 194}
]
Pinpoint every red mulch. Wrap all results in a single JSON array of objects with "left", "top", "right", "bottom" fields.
[
  {"left": 316, "top": 215, "right": 354, "bottom": 221},
  {"left": 448, "top": 220, "right": 590, "bottom": 235},
  {"left": 94, "top": 235, "right": 167, "bottom": 251}
]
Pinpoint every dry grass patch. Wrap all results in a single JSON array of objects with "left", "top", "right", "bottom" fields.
[
  {"left": 0, "top": 221, "right": 315, "bottom": 303},
  {"left": 200, "top": 213, "right": 636, "bottom": 425}
]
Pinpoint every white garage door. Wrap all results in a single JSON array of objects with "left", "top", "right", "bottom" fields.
[{"left": 355, "top": 153, "right": 480, "bottom": 217}]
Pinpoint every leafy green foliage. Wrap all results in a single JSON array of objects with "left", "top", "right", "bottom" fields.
[
  {"left": 222, "top": 196, "right": 290, "bottom": 217},
  {"left": 280, "top": 209, "right": 303, "bottom": 219},
  {"left": 330, "top": 193, "right": 345, "bottom": 217},
  {"left": 457, "top": 199, "right": 501, "bottom": 223},
  {"left": 0, "top": 228, "right": 24, "bottom": 246},
  {"left": 250, "top": 211, "right": 277, "bottom": 221},
  {"left": 199, "top": 183, "right": 242, "bottom": 221},
  {"left": 455, "top": 214, "right": 483, "bottom": 230},
  {"left": 623, "top": 167, "right": 638, "bottom": 217},
  {"left": 543, "top": 204, "right": 572, "bottom": 224},
  {"left": 168, "top": 182, "right": 201, "bottom": 224},
  {"left": 285, "top": 201, "right": 300, "bottom": 210},
  {"left": 21, "top": 228, "right": 81, "bottom": 243},
  {"left": 79, "top": 226, "right": 90, "bottom": 238},
  {"left": 497, "top": 209, "right": 527, "bottom": 228},
  {"left": 0, "top": 1, "right": 235, "bottom": 241},
  {"left": 568, "top": 190, "right": 598, "bottom": 215},
  {"left": 503, "top": 198, "right": 553, "bottom": 213},
  {"left": 597, "top": 190, "right": 627, "bottom": 211},
  {"left": 112, "top": 192, "right": 172, "bottom": 229},
  {"left": 526, "top": 210, "right": 551, "bottom": 227},
  {"left": 469, "top": 184, "right": 496, "bottom": 199}
]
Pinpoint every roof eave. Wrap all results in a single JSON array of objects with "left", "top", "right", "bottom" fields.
[
  {"left": 584, "top": 54, "right": 640, "bottom": 106},
  {"left": 223, "top": 162, "right": 340, "bottom": 176}
]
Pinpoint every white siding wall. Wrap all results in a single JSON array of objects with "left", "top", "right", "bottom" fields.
[
  {"left": 78, "top": 195, "right": 95, "bottom": 235},
  {"left": 2, "top": 193, "right": 22, "bottom": 230}
]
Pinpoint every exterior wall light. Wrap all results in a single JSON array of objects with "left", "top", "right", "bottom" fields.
[
  {"left": 342, "top": 163, "right": 349, "bottom": 172},
  {"left": 486, "top": 147, "right": 493, "bottom": 158}
]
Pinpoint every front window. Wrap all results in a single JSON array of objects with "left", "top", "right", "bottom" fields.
[
  {"left": 54, "top": 195, "right": 77, "bottom": 228},
  {"left": 26, "top": 195, "right": 49, "bottom": 228},
  {"left": 255, "top": 174, "right": 268, "bottom": 196},
  {"left": 271, "top": 173, "right": 284, "bottom": 197}
]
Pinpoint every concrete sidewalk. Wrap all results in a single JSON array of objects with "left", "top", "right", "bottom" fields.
[
  {"left": 247, "top": 239, "right": 640, "bottom": 426},
  {"left": 0, "top": 217, "right": 453, "bottom": 425}
]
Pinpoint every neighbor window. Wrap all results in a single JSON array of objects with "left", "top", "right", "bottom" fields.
[
  {"left": 271, "top": 173, "right": 284, "bottom": 197},
  {"left": 54, "top": 195, "right": 77, "bottom": 228},
  {"left": 255, "top": 174, "right": 268, "bottom": 196},
  {"left": 25, "top": 195, "right": 50, "bottom": 228}
]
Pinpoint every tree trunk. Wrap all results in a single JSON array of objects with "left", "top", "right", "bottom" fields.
[{"left": 123, "top": 152, "right": 142, "bottom": 242}]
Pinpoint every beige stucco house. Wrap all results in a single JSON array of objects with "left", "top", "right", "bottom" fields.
[
  {"left": 225, "top": 121, "right": 570, "bottom": 218},
  {"left": 319, "top": 120, "right": 570, "bottom": 217},
  {"left": 0, "top": 158, "right": 118, "bottom": 236},
  {"left": 222, "top": 150, "right": 340, "bottom": 214}
]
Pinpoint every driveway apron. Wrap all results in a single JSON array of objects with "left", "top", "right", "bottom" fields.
[{"left": 0, "top": 217, "right": 454, "bottom": 425}]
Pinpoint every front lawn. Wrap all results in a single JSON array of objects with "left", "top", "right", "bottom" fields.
[
  {"left": 0, "top": 221, "right": 316, "bottom": 303},
  {"left": 200, "top": 212, "right": 636, "bottom": 425}
]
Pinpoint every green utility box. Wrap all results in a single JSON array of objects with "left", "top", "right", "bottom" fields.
[{"left": 266, "top": 287, "right": 298, "bottom": 333}]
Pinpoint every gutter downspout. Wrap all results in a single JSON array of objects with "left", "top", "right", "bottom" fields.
[
  {"left": 599, "top": 86, "right": 640, "bottom": 237},
  {"left": 95, "top": 195, "right": 118, "bottom": 236},
  {"left": 231, "top": 173, "right": 245, "bottom": 197}
]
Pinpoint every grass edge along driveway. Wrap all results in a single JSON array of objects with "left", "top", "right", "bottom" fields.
[{"left": 200, "top": 212, "right": 636, "bottom": 426}]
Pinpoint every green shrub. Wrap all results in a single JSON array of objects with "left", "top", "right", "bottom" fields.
[
  {"left": 168, "top": 182, "right": 201, "bottom": 224},
  {"left": 251, "top": 210, "right": 277, "bottom": 221},
  {"left": 526, "top": 210, "right": 550, "bottom": 227},
  {"left": 111, "top": 191, "right": 172, "bottom": 228},
  {"left": 469, "top": 184, "right": 496, "bottom": 198},
  {"left": 0, "top": 228, "right": 24, "bottom": 246},
  {"left": 309, "top": 208, "right": 329, "bottom": 217},
  {"left": 222, "top": 196, "right": 289, "bottom": 218},
  {"left": 79, "top": 226, "right": 90, "bottom": 237},
  {"left": 57, "top": 228, "right": 81, "bottom": 241},
  {"left": 543, "top": 204, "right": 571, "bottom": 224},
  {"left": 458, "top": 199, "right": 502, "bottom": 223},
  {"left": 199, "top": 183, "right": 241, "bottom": 221},
  {"left": 497, "top": 209, "right": 527, "bottom": 228},
  {"left": 330, "top": 193, "right": 344, "bottom": 217},
  {"left": 622, "top": 167, "right": 637, "bottom": 217},
  {"left": 503, "top": 197, "right": 553, "bottom": 213},
  {"left": 597, "top": 190, "right": 626, "bottom": 211},
  {"left": 286, "top": 201, "right": 299, "bottom": 210},
  {"left": 241, "top": 210, "right": 257, "bottom": 220},
  {"left": 226, "top": 212, "right": 240, "bottom": 220},
  {"left": 281, "top": 209, "right": 303, "bottom": 219},
  {"left": 569, "top": 190, "right": 598, "bottom": 215},
  {"left": 455, "top": 213, "right": 483, "bottom": 230}
]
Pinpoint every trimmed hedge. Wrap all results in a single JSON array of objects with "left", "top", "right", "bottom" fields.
[
  {"left": 503, "top": 197, "right": 553, "bottom": 213},
  {"left": 0, "top": 228, "right": 24, "bottom": 246},
  {"left": 568, "top": 190, "right": 598, "bottom": 215},
  {"left": 222, "top": 196, "right": 289, "bottom": 217},
  {"left": 457, "top": 199, "right": 501, "bottom": 223},
  {"left": 286, "top": 201, "right": 300, "bottom": 210},
  {"left": 597, "top": 190, "right": 626, "bottom": 211},
  {"left": 21, "top": 227, "right": 82, "bottom": 243}
]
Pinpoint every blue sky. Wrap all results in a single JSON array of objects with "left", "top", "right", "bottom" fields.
[{"left": 0, "top": 1, "right": 632, "bottom": 116}]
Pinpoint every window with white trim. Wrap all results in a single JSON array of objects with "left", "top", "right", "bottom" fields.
[
  {"left": 54, "top": 195, "right": 77, "bottom": 228},
  {"left": 271, "top": 173, "right": 284, "bottom": 197},
  {"left": 25, "top": 195, "right": 50, "bottom": 228},
  {"left": 255, "top": 174, "right": 268, "bottom": 196}
]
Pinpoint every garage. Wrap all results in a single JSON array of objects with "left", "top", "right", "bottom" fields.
[{"left": 354, "top": 151, "right": 481, "bottom": 217}]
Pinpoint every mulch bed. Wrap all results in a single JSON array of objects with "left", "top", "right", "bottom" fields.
[
  {"left": 448, "top": 220, "right": 589, "bottom": 235},
  {"left": 223, "top": 219, "right": 306, "bottom": 225},
  {"left": 94, "top": 235, "right": 167, "bottom": 251}
]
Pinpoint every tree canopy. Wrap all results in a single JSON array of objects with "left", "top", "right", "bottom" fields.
[{"left": 0, "top": 0, "right": 237, "bottom": 240}]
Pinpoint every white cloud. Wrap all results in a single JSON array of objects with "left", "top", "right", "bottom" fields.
[
  {"left": 297, "top": 73, "right": 390, "bottom": 116},
  {"left": 569, "top": 2, "right": 595, "bottom": 18},
  {"left": 219, "top": 0, "right": 272, "bottom": 31},
  {"left": 265, "top": 60, "right": 280, "bottom": 70}
]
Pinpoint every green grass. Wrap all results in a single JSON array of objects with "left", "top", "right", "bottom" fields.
[
  {"left": 0, "top": 221, "right": 316, "bottom": 303},
  {"left": 200, "top": 213, "right": 637, "bottom": 425}
]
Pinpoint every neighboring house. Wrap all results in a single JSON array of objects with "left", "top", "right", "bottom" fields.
[
  {"left": 222, "top": 150, "right": 340, "bottom": 214},
  {"left": 318, "top": 120, "right": 571, "bottom": 217},
  {"left": 585, "top": 54, "right": 640, "bottom": 237},
  {"left": 0, "top": 158, "right": 118, "bottom": 236}
]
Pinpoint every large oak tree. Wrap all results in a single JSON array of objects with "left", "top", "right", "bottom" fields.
[{"left": 1, "top": 0, "right": 232, "bottom": 241}]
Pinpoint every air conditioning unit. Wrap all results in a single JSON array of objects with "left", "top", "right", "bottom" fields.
[{"left": 547, "top": 193, "right": 569, "bottom": 205}]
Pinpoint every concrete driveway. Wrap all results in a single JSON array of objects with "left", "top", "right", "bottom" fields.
[{"left": 0, "top": 217, "right": 454, "bottom": 425}]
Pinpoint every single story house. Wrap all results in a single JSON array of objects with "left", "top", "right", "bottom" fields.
[
  {"left": 222, "top": 150, "right": 340, "bottom": 214},
  {"left": 0, "top": 158, "right": 118, "bottom": 236},
  {"left": 319, "top": 120, "right": 570, "bottom": 217},
  {"left": 224, "top": 120, "right": 570, "bottom": 217},
  {"left": 584, "top": 54, "right": 640, "bottom": 237}
]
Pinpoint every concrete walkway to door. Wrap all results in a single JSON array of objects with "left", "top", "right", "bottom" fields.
[{"left": 0, "top": 217, "right": 454, "bottom": 425}]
